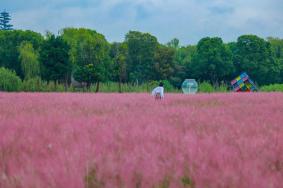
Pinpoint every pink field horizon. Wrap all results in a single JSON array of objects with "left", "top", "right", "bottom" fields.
[{"left": 0, "top": 93, "right": 283, "bottom": 188}]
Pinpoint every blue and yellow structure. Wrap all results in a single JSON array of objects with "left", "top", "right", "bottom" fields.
[{"left": 231, "top": 72, "right": 257, "bottom": 92}]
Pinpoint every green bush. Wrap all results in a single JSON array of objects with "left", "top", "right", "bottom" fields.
[
  {"left": 0, "top": 67, "right": 22, "bottom": 91},
  {"left": 214, "top": 83, "right": 228, "bottom": 93},
  {"left": 147, "top": 80, "right": 178, "bottom": 93},
  {"left": 161, "top": 80, "right": 177, "bottom": 92},
  {"left": 198, "top": 82, "right": 214, "bottom": 93},
  {"left": 21, "top": 78, "right": 67, "bottom": 92},
  {"left": 90, "top": 82, "right": 149, "bottom": 93},
  {"left": 260, "top": 84, "right": 283, "bottom": 92},
  {"left": 21, "top": 77, "right": 43, "bottom": 92},
  {"left": 42, "top": 81, "right": 66, "bottom": 92},
  {"left": 91, "top": 81, "right": 180, "bottom": 93}
]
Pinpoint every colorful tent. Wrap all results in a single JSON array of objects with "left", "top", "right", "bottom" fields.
[{"left": 231, "top": 72, "right": 257, "bottom": 92}]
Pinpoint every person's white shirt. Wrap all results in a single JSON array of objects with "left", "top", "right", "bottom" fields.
[{"left": 151, "top": 86, "right": 164, "bottom": 98}]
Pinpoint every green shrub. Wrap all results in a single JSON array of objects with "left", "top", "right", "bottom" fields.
[
  {"left": 96, "top": 82, "right": 125, "bottom": 93},
  {"left": 260, "top": 84, "right": 283, "bottom": 92},
  {"left": 161, "top": 80, "right": 176, "bottom": 92},
  {"left": 21, "top": 77, "right": 43, "bottom": 92},
  {"left": 0, "top": 67, "right": 22, "bottom": 91},
  {"left": 214, "top": 83, "right": 228, "bottom": 93},
  {"left": 147, "top": 80, "right": 178, "bottom": 93},
  {"left": 198, "top": 82, "right": 214, "bottom": 93},
  {"left": 21, "top": 78, "right": 68, "bottom": 92},
  {"left": 91, "top": 81, "right": 180, "bottom": 93}
]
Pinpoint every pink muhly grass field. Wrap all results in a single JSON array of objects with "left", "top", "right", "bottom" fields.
[{"left": 0, "top": 92, "right": 283, "bottom": 188}]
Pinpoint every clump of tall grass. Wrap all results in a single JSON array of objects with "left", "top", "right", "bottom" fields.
[
  {"left": 91, "top": 81, "right": 180, "bottom": 93},
  {"left": 260, "top": 84, "right": 283, "bottom": 92},
  {"left": 0, "top": 67, "right": 22, "bottom": 91},
  {"left": 198, "top": 81, "right": 228, "bottom": 93}
]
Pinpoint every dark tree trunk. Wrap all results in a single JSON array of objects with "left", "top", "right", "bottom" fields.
[
  {"left": 118, "top": 78, "right": 122, "bottom": 93},
  {"left": 64, "top": 75, "right": 68, "bottom": 92},
  {"left": 55, "top": 81, "right": 57, "bottom": 91},
  {"left": 95, "top": 81, "right": 100, "bottom": 93},
  {"left": 86, "top": 82, "right": 91, "bottom": 92}
]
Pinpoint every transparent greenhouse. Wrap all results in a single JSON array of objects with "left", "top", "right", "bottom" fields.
[{"left": 182, "top": 79, "right": 198, "bottom": 94}]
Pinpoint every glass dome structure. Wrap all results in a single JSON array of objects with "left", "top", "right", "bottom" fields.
[{"left": 182, "top": 79, "right": 198, "bottom": 94}]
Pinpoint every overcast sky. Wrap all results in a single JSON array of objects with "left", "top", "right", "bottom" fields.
[{"left": 2, "top": 0, "right": 283, "bottom": 45}]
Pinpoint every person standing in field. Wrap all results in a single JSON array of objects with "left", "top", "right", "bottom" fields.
[{"left": 151, "top": 82, "right": 164, "bottom": 100}]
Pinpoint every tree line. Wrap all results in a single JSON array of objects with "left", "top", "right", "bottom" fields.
[{"left": 0, "top": 28, "right": 282, "bottom": 92}]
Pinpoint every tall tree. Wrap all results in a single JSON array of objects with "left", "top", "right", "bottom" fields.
[
  {"left": 110, "top": 42, "right": 128, "bottom": 92},
  {"left": 234, "top": 35, "right": 281, "bottom": 85},
  {"left": 267, "top": 37, "right": 283, "bottom": 82},
  {"left": 40, "top": 34, "right": 71, "bottom": 88},
  {"left": 0, "top": 11, "right": 13, "bottom": 30},
  {"left": 125, "top": 31, "right": 158, "bottom": 83},
  {"left": 0, "top": 30, "right": 43, "bottom": 78},
  {"left": 74, "top": 36, "right": 109, "bottom": 91},
  {"left": 189, "top": 37, "right": 234, "bottom": 83},
  {"left": 154, "top": 45, "right": 175, "bottom": 80},
  {"left": 63, "top": 28, "right": 110, "bottom": 91},
  {"left": 167, "top": 38, "right": 180, "bottom": 49},
  {"left": 18, "top": 41, "right": 40, "bottom": 80},
  {"left": 169, "top": 45, "right": 196, "bottom": 88}
]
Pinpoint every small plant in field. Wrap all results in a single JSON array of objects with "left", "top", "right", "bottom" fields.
[
  {"left": 133, "top": 173, "right": 143, "bottom": 188},
  {"left": 181, "top": 175, "right": 195, "bottom": 188},
  {"left": 198, "top": 82, "right": 214, "bottom": 93},
  {"left": 215, "top": 83, "right": 228, "bottom": 93},
  {"left": 85, "top": 168, "right": 104, "bottom": 188},
  {"left": 156, "top": 176, "right": 171, "bottom": 188}
]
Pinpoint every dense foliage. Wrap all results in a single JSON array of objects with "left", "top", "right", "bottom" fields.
[
  {"left": 0, "top": 67, "right": 21, "bottom": 91},
  {"left": 0, "top": 30, "right": 43, "bottom": 78},
  {"left": 40, "top": 34, "right": 71, "bottom": 88},
  {"left": 189, "top": 37, "right": 234, "bottom": 83},
  {"left": 19, "top": 41, "right": 40, "bottom": 80},
  {"left": 0, "top": 29, "right": 282, "bottom": 92}
]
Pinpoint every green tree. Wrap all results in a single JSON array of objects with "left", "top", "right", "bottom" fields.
[
  {"left": 154, "top": 45, "right": 175, "bottom": 80},
  {"left": 190, "top": 37, "right": 234, "bottom": 83},
  {"left": 125, "top": 31, "right": 158, "bottom": 83},
  {"left": 75, "top": 34, "right": 109, "bottom": 91},
  {"left": 234, "top": 35, "right": 281, "bottom": 85},
  {"left": 169, "top": 45, "right": 197, "bottom": 88},
  {"left": 61, "top": 28, "right": 93, "bottom": 66},
  {"left": 62, "top": 28, "right": 110, "bottom": 92},
  {"left": 18, "top": 41, "right": 40, "bottom": 80},
  {"left": 175, "top": 45, "right": 196, "bottom": 66},
  {"left": 40, "top": 34, "right": 71, "bottom": 88},
  {"left": 0, "top": 11, "right": 13, "bottom": 30},
  {"left": 0, "top": 30, "right": 43, "bottom": 78},
  {"left": 73, "top": 64, "right": 96, "bottom": 89},
  {"left": 166, "top": 38, "right": 180, "bottom": 49},
  {"left": 267, "top": 37, "right": 283, "bottom": 82},
  {"left": 110, "top": 42, "right": 128, "bottom": 92}
]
